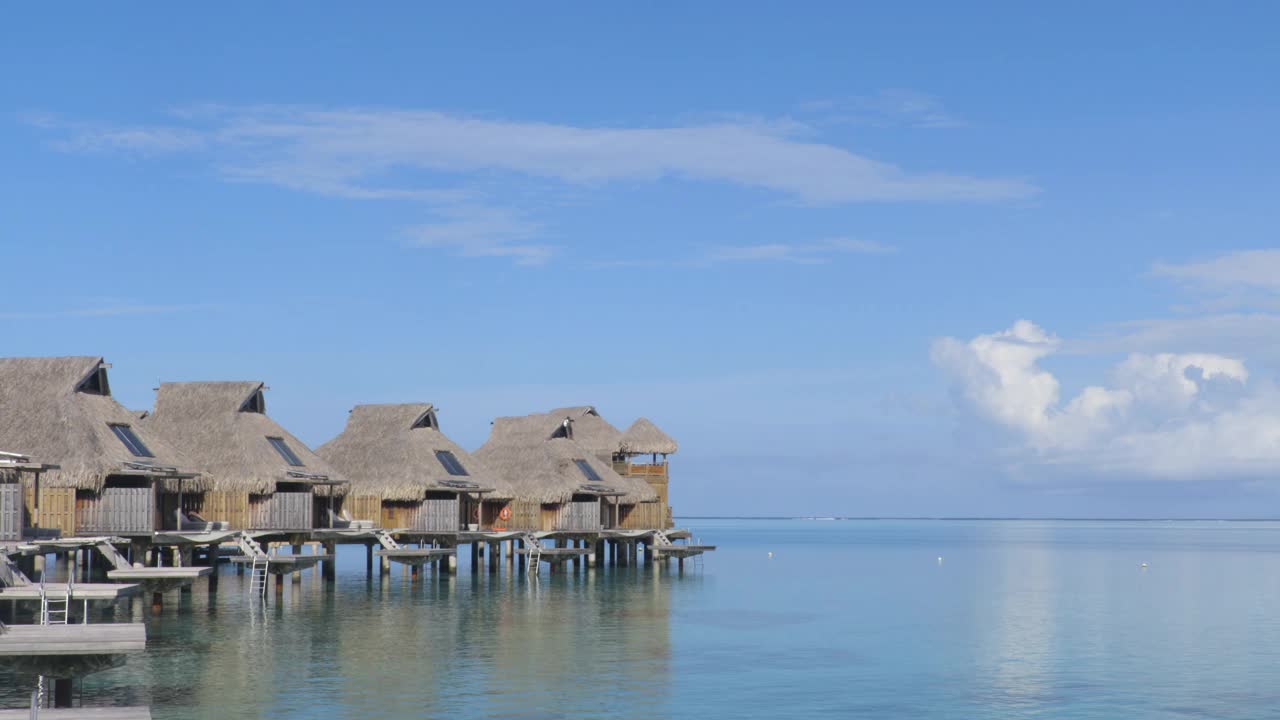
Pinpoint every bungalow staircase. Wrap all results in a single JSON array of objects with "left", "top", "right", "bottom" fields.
[
  {"left": 520, "top": 533, "right": 541, "bottom": 574},
  {"left": 94, "top": 541, "right": 131, "bottom": 571},
  {"left": 0, "top": 553, "right": 31, "bottom": 587},
  {"left": 237, "top": 535, "right": 270, "bottom": 599},
  {"left": 39, "top": 575, "right": 70, "bottom": 626},
  {"left": 374, "top": 530, "right": 401, "bottom": 550}
]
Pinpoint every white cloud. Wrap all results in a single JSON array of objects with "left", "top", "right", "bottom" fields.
[
  {"left": 799, "top": 90, "right": 965, "bottom": 129},
  {"left": 707, "top": 237, "right": 895, "bottom": 264},
  {"left": 932, "top": 320, "right": 1280, "bottom": 479},
  {"left": 404, "top": 207, "right": 553, "bottom": 266},
  {"left": 1152, "top": 250, "right": 1280, "bottom": 292},
  {"left": 34, "top": 105, "right": 1035, "bottom": 204}
]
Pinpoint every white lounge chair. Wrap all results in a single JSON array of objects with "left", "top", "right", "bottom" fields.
[
  {"left": 180, "top": 511, "right": 231, "bottom": 532},
  {"left": 327, "top": 509, "right": 374, "bottom": 529}
]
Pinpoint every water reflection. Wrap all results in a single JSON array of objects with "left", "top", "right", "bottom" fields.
[{"left": 3, "top": 555, "right": 674, "bottom": 719}]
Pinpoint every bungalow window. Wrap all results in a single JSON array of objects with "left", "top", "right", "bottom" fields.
[
  {"left": 266, "top": 436, "right": 304, "bottom": 467},
  {"left": 109, "top": 423, "right": 154, "bottom": 458},
  {"left": 574, "top": 459, "right": 602, "bottom": 483},
  {"left": 435, "top": 450, "right": 468, "bottom": 476},
  {"left": 78, "top": 366, "right": 111, "bottom": 395}
]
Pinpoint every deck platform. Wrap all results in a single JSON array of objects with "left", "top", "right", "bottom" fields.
[
  {"left": 0, "top": 623, "right": 146, "bottom": 656},
  {"left": 374, "top": 548, "right": 456, "bottom": 566},
  {"left": 151, "top": 530, "right": 239, "bottom": 546},
  {"left": 0, "top": 708, "right": 152, "bottom": 719},
  {"left": 0, "top": 583, "right": 140, "bottom": 602},
  {"left": 652, "top": 545, "right": 717, "bottom": 558},
  {"left": 227, "top": 554, "right": 331, "bottom": 575}
]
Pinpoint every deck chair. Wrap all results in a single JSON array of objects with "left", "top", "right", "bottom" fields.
[
  {"left": 327, "top": 509, "right": 375, "bottom": 529},
  {"left": 180, "top": 511, "right": 231, "bottom": 532}
]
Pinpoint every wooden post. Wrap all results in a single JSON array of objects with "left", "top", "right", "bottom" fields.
[
  {"left": 53, "top": 677, "right": 73, "bottom": 708},
  {"left": 506, "top": 540, "right": 515, "bottom": 570},
  {"left": 517, "top": 538, "right": 526, "bottom": 572},
  {"left": 469, "top": 542, "right": 479, "bottom": 574},
  {"left": 322, "top": 541, "right": 336, "bottom": 582},
  {"left": 292, "top": 543, "right": 303, "bottom": 584},
  {"left": 587, "top": 540, "right": 597, "bottom": 569},
  {"left": 487, "top": 542, "right": 499, "bottom": 573},
  {"left": 365, "top": 542, "right": 374, "bottom": 578},
  {"left": 151, "top": 591, "right": 163, "bottom": 609}
]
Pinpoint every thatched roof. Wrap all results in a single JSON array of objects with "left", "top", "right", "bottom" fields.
[
  {"left": 143, "top": 381, "right": 345, "bottom": 495},
  {"left": 475, "top": 412, "right": 658, "bottom": 505},
  {"left": 618, "top": 417, "right": 678, "bottom": 455},
  {"left": 0, "top": 356, "right": 204, "bottom": 491},
  {"left": 317, "top": 403, "right": 512, "bottom": 502},
  {"left": 546, "top": 406, "right": 623, "bottom": 459}
]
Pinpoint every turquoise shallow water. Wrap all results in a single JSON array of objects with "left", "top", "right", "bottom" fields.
[{"left": 5, "top": 519, "right": 1280, "bottom": 718}]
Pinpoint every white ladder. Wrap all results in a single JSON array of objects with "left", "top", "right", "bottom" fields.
[
  {"left": 521, "top": 533, "right": 542, "bottom": 574},
  {"left": 238, "top": 535, "right": 270, "bottom": 599},
  {"left": 374, "top": 530, "right": 401, "bottom": 550},
  {"left": 39, "top": 576, "right": 69, "bottom": 626}
]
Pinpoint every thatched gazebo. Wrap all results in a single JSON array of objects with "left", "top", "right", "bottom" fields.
[
  {"left": 474, "top": 410, "right": 658, "bottom": 532},
  {"left": 0, "top": 356, "right": 204, "bottom": 537},
  {"left": 143, "top": 381, "right": 347, "bottom": 532},
  {"left": 616, "top": 417, "right": 679, "bottom": 529},
  {"left": 317, "top": 403, "right": 511, "bottom": 533}
]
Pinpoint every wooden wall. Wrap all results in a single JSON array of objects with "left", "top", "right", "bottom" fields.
[
  {"left": 76, "top": 487, "right": 155, "bottom": 535},
  {"left": 618, "top": 502, "right": 666, "bottom": 530},
  {"left": 250, "top": 491, "right": 312, "bottom": 530},
  {"left": 556, "top": 500, "right": 602, "bottom": 531},
  {"left": 194, "top": 491, "right": 252, "bottom": 530},
  {"left": 22, "top": 485, "right": 75, "bottom": 538},
  {"left": 0, "top": 483, "right": 20, "bottom": 540},
  {"left": 343, "top": 495, "right": 381, "bottom": 526}
]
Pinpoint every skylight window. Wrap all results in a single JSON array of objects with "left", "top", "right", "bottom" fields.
[
  {"left": 267, "top": 437, "right": 304, "bottom": 467},
  {"left": 574, "top": 459, "right": 602, "bottom": 483},
  {"left": 435, "top": 450, "right": 468, "bottom": 476},
  {"left": 109, "top": 424, "right": 154, "bottom": 458}
]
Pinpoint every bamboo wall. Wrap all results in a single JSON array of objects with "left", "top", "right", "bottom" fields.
[
  {"left": 22, "top": 485, "right": 75, "bottom": 538},
  {"left": 194, "top": 491, "right": 252, "bottom": 530},
  {"left": 343, "top": 495, "right": 381, "bottom": 525},
  {"left": 617, "top": 502, "right": 666, "bottom": 530}
]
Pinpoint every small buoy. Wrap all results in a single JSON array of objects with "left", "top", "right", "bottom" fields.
[
  {"left": 937, "top": 557, "right": 943, "bottom": 564},
  {"left": 767, "top": 552, "right": 773, "bottom": 559},
  {"left": 1141, "top": 562, "right": 1148, "bottom": 568}
]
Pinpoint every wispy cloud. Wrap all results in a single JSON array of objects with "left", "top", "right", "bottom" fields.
[
  {"left": 1152, "top": 250, "right": 1280, "bottom": 293},
  {"left": 798, "top": 90, "right": 966, "bottom": 129},
  {"left": 403, "top": 206, "right": 554, "bottom": 266},
  {"left": 706, "top": 237, "right": 895, "bottom": 264},
  {"left": 0, "top": 303, "right": 217, "bottom": 320},
  {"left": 32, "top": 105, "right": 1033, "bottom": 204}
]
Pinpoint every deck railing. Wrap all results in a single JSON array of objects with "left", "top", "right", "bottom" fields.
[
  {"left": 77, "top": 487, "right": 155, "bottom": 535},
  {"left": 0, "top": 483, "right": 20, "bottom": 541},
  {"left": 250, "top": 491, "right": 313, "bottom": 531}
]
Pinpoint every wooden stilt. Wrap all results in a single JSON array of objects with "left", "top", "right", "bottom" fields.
[{"left": 52, "top": 678, "right": 73, "bottom": 708}]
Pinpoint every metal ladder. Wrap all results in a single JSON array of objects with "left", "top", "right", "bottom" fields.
[
  {"left": 521, "top": 533, "right": 542, "bottom": 574},
  {"left": 374, "top": 530, "right": 401, "bottom": 550},
  {"left": 238, "top": 535, "right": 270, "bottom": 599},
  {"left": 39, "top": 575, "right": 69, "bottom": 626}
]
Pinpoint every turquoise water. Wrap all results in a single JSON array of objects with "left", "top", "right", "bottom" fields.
[{"left": 6, "top": 519, "right": 1280, "bottom": 718}]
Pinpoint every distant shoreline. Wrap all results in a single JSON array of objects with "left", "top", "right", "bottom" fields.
[{"left": 676, "top": 516, "right": 1280, "bottom": 522}]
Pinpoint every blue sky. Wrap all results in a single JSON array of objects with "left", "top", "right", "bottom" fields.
[{"left": 4, "top": 4, "right": 1280, "bottom": 517}]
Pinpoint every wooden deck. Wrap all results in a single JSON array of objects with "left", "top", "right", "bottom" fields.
[
  {"left": 0, "top": 623, "right": 146, "bottom": 655},
  {"left": 374, "top": 548, "right": 456, "bottom": 566},
  {"left": 0, "top": 583, "right": 140, "bottom": 602},
  {"left": 105, "top": 567, "right": 211, "bottom": 581},
  {"left": 227, "top": 554, "right": 331, "bottom": 574},
  {"left": 0, "top": 709, "right": 151, "bottom": 719}
]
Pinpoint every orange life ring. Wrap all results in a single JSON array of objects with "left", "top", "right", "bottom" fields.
[{"left": 499, "top": 506, "right": 512, "bottom": 521}]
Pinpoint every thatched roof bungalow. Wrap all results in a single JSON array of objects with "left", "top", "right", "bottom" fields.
[
  {"left": 616, "top": 417, "right": 678, "bottom": 529},
  {"left": 474, "top": 411, "right": 658, "bottom": 532},
  {"left": 0, "top": 356, "right": 203, "bottom": 537},
  {"left": 618, "top": 418, "right": 678, "bottom": 458},
  {"left": 143, "top": 381, "right": 346, "bottom": 532},
  {"left": 318, "top": 403, "right": 511, "bottom": 533}
]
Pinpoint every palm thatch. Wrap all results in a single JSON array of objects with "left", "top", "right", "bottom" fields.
[
  {"left": 317, "top": 403, "right": 511, "bottom": 502},
  {"left": 475, "top": 412, "right": 657, "bottom": 505},
  {"left": 618, "top": 417, "right": 679, "bottom": 456},
  {"left": 0, "top": 356, "right": 204, "bottom": 491},
  {"left": 142, "top": 381, "right": 345, "bottom": 495},
  {"left": 546, "top": 406, "right": 623, "bottom": 460}
]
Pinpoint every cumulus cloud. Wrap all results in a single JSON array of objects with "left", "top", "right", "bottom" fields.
[{"left": 931, "top": 320, "right": 1280, "bottom": 479}]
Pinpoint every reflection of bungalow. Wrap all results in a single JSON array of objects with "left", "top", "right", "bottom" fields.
[
  {"left": 143, "top": 382, "right": 346, "bottom": 532},
  {"left": 616, "top": 418, "right": 678, "bottom": 529},
  {"left": 318, "top": 403, "right": 512, "bottom": 533},
  {"left": 0, "top": 357, "right": 204, "bottom": 537},
  {"left": 474, "top": 411, "right": 657, "bottom": 532}
]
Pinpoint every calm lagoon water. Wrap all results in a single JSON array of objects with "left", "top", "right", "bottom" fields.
[{"left": 6, "top": 518, "right": 1280, "bottom": 718}]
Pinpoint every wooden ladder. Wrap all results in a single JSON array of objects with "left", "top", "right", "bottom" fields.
[{"left": 374, "top": 530, "right": 401, "bottom": 550}]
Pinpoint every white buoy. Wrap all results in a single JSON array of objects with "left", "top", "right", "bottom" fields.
[
  {"left": 937, "top": 557, "right": 943, "bottom": 564},
  {"left": 767, "top": 552, "right": 773, "bottom": 559},
  {"left": 1141, "top": 562, "right": 1148, "bottom": 568}
]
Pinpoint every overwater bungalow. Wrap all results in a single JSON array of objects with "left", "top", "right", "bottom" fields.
[
  {"left": 318, "top": 403, "right": 512, "bottom": 533},
  {"left": 0, "top": 451, "right": 59, "bottom": 541},
  {"left": 143, "top": 381, "right": 348, "bottom": 533},
  {"left": 0, "top": 357, "right": 204, "bottom": 538},
  {"left": 616, "top": 417, "right": 678, "bottom": 529},
  {"left": 474, "top": 411, "right": 658, "bottom": 532}
]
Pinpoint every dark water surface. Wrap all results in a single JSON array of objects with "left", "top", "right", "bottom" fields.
[{"left": 6, "top": 519, "right": 1280, "bottom": 718}]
